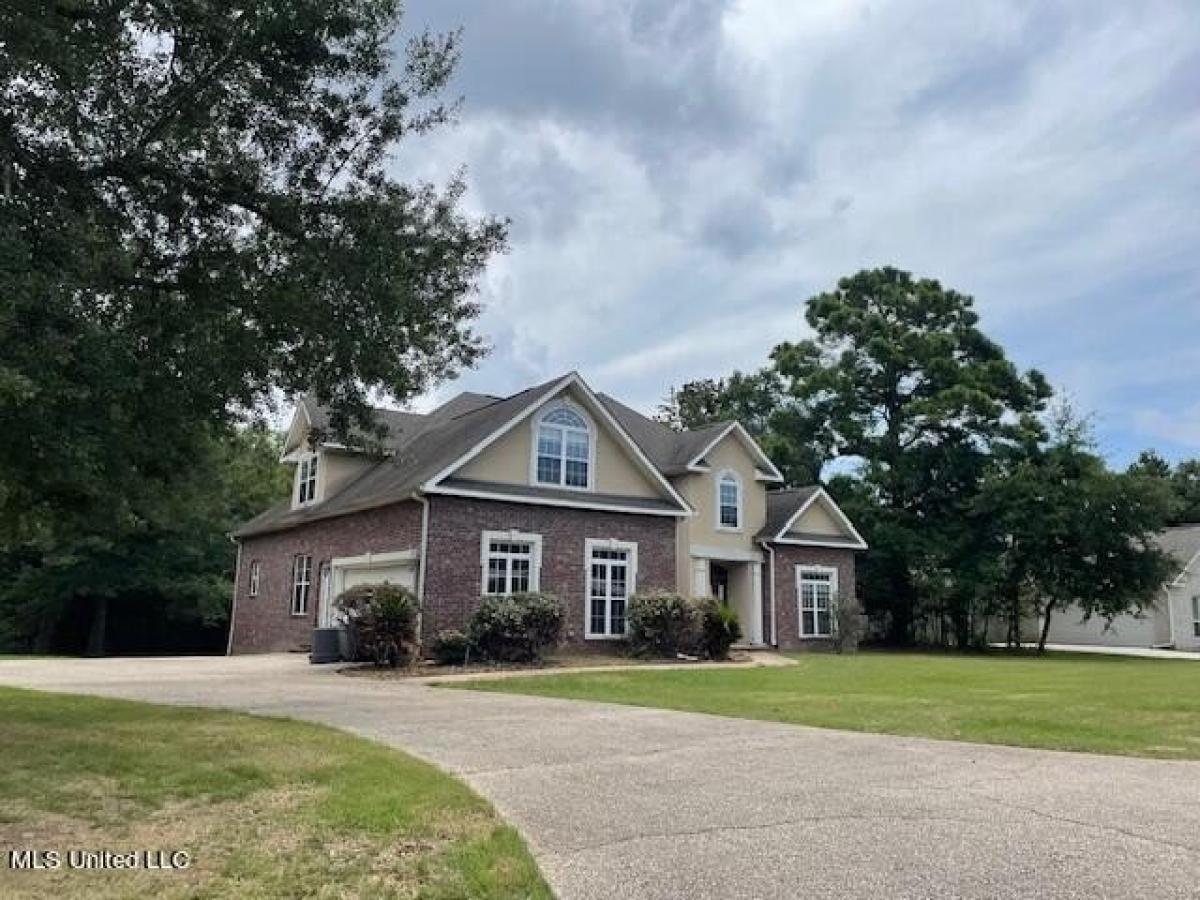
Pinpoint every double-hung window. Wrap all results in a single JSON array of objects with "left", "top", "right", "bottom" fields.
[
  {"left": 482, "top": 532, "right": 542, "bottom": 595},
  {"left": 297, "top": 454, "right": 319, "bottom": 504},
  {"left": 586, "top": 540, "right": 637, "bottom": 638},
  {"left": 797, "top": 566, "right": 836, "bottom": 638},
  {"left": 248, "top": 560, "right": 261, "bottom": 598},
  {"left": 292, "top": 555, "right": 313, "bottom": 616},
  {"left": 717, "top": 471, "right": 741, "bottom": 529},
  {"left": 535, "top": 406, "right": 591, "bottom": 489}
]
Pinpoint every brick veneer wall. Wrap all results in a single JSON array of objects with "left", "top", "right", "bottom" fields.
[
  {"left": 423, "top": 495, "right": 677, "bottom": 644},
  {"left": 231, "top": 502, "right": 423, "bottom": 653},
  {"left": 769, "top": 544, "right": 858, "bottom": 651}
]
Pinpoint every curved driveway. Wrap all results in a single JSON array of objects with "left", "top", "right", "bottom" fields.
[{"left": 1, "top": 654, "right": 1198, "bottom": 899}]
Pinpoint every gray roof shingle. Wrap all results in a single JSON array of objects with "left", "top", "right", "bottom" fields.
[
  {"left": 237, "top": 374, "right": 801, "bottom": 539},
  {"left": 757, "top": 486, "right": 821, "bottom": 541},
  {"left": 238, "top": 376, "right": 570, "bottom": 537},
  {"left": 1154, "top": 524, "right": 1200, "bottom": 578}
]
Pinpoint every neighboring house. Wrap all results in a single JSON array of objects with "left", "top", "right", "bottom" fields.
[
  {"left": 229, "top": 372, "right": 867, "bottom": 654},
  {"left": 1039, "top": 524, "right": 1200, "bottom": 650}
]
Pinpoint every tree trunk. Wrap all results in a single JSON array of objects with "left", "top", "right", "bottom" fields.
[
  {"left": 1037, "top": 600, "right": 1055, "bottom": 654},
  {"left": 85, "top": 595, "right": 108, "bottom": 657},
  {"left": 33, "top": 606, "right": 58, "bottom": 654}
]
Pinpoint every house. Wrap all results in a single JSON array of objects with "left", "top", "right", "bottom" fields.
[
  {"left": 228, "top": 372, "right": 867, "bottom": 654},
  {"left": 1038, "top": 524, "right": 1200, "bottom": 650}
]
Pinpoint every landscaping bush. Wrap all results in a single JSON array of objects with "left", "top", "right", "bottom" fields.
[
  {"left": 335, "top": 583, "right": 419, "bottom": 667},
  {"left": 627, "top": 590, "right": 700, "bottom": 657},
  {"left": 696, "top": 597, "right": 742, "bottom": 659},
  {"left": 467, "top": 592, "right": 563, "bottom": 662},
  {"left": 431, "top": 629, "right": 471, "bottom": 666}
]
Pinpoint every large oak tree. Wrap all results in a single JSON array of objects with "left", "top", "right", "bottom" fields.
[{"left": 0, "top": 1, "right": 505, "bottom": 648}]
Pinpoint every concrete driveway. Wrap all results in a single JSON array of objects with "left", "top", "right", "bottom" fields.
[{"left": 1, "top": 655, "right": 1197, "bottom": 899}]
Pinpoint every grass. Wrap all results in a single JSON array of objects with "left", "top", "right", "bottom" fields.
[
  {"left": 0, "top": 688, "right": 551, "bottom": 899},
  {"left": 450, "top": 651, "right": 1200, "bottom": 760}
]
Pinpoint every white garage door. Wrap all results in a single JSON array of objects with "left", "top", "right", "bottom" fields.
[
  {"left": 1045, "top": 604, "right": 1163, "bottom": 648},
  {"left": 341, "top": 562, "right": 416, "bottom": 592},
  {"left": 320, "top": 551, "right": 419, "bottom": 627}
]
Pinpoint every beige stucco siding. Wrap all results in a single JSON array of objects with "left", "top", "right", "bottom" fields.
[
  {"left": 455, "top": 386, "right": 663, "bottom": 499},
  {"left": 787, "top": 500, "right": 845, "bottom": 537},
  {"left": 674, "top": 433, "right": 767, "bottom": 556},
  {"left": 1044, "top": 602, "right": 1168, "bottom": 647},
  {"left": 1168, "top": 572, "right": 1200, "bottom": 650},
  {"left": 320, "top": 449, "right": 375, "bottom": 500}
]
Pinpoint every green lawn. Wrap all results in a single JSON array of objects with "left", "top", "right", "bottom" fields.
[
  {"left": 450, "top": 651, "right": 1200, "bottom": 760},
  {"left": 0, "top": 688, "right": 550, "bottom": 900}
]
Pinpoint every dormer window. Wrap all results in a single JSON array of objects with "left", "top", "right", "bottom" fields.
[
  {"left": 297, "top": 453, "right": 319, "bottom": 505},
  {"left": 717, "top": 470, "right": 742, "bottom": 530},
  {"left": 534, "top": 405, "right": 592, "bottom": 489}
]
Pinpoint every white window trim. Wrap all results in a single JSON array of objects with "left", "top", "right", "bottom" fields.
[
  {"left": 248, "top": 560, "right": 260, "bottom": 598},
  {"left": 294, "top": 452, "right": 321, "bottom": 507},
  {"left": 584, "top": 538, "right": 638, "bottom": 640},
  {"left": 715, "top": 469, "right": 743, "bottom": 532},
  {"left": 529, "top": 400, "right": 596, "bottom": 492},
  {"left": 796, "top": 564, "right": 838, "bottom": 639},
  {"left": 292, "top": 554, "right": 313, "bottom": 617},
  {"left": 480, "top": 530, "right": 543, "bottom": 596}
]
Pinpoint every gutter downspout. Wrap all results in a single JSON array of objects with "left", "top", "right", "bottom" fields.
[
  {"left": 415, "top": 494, "right": 431, "bottom": 648},
  {"left": 761, "top": 541, "right": 777, "bottom": 647},
  {"left": 226, "top": 535, "right": 242, "bottom": 656},
  {"left": 1164, "top": 584, "right": 1176, "bottom": 648}
]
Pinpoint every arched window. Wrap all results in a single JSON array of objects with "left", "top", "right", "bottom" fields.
[
  {"left": 717, "top": 470, "right": 742, "bottom": 529},
  {"left": 534, "top": 405, "right": 592, "bottom": 489}
]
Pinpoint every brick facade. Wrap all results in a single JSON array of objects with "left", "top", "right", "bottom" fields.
[
  {"left": 769, "top": 544, "right": 858, "bottom": 651},
  {"left": 423, "top": 495, "right": 677, "bottom": 644},
  {"left": 231, "top": 495, "right": 677, "bottom": 652},
  {"left": 231, "top": 502, "right": 423, "bottom": 652}
]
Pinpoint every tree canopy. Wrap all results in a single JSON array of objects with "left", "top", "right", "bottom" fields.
[
  {"left": 1, "top": 1, "right": 505, "bottom": 651},
  {"left": 664, "top": 267, "right": 1173, "bottom": 648}
]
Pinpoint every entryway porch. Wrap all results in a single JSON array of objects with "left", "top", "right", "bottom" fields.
[{"left": 687, "top": 549, "right": 767, "bottom": 646}]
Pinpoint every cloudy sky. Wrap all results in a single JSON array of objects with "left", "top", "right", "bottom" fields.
[{"left": 394, "top": 0, "right": 1199, "bottom": 467}]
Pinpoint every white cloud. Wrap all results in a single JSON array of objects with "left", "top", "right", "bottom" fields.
[{"left": 397, "top": 0, "right": 1200, "bottom": 460}]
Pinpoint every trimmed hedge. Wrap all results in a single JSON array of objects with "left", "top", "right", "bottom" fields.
[
  {"left": 431, "top": 629, "right": 471, "bottom": 665},
  {"left": 696, "top": 596, "right": 742, "bottom": 660},
  {"left": 627, "top": 590, "right": 700, "bottom": 657},
  {"left": 468, "top": 592, "right": 563, "bottom": 662},
  {"left": 628, "top": 591, "right": 742, "bottom": 659},
  {"left": 335, "top": 583, "right": 419, "bottom": 667}
]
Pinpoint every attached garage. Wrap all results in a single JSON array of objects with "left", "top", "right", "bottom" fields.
[
  {"left": 317, "top": 550, "right": 419, "bottom": 627},
  {"left": 1043, "top": 602, "right": 1169, "bottom": 648}
]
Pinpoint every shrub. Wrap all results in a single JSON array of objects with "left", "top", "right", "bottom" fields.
[
  {"left": 696, "top": 597, "right": 742, "bottom": 660},
  {"left": 468, "top": 592, "right": 563, "bottom": 662},
  {"left": 627, "top": 590, "right": 700, "bottom": 657},
  {"left": 336, "top": 583, "right": 419, "bottom": 667},
  {"left": 431, "top": 629, "right": 471, "bottom": 666},
  {"left": 836, "top": 602, "right": 862, "bottom": 653}
]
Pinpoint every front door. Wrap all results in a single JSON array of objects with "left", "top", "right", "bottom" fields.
[{"left": 710, "top": 563, "right": 729, "bottom": 603}]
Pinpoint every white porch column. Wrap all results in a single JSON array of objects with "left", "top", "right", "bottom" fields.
[
  {"left": 692, "top": 558, "right": 710, "bottom": 597},
  {"left": 749, "top": 561, "right": 764, "bottom": 645}
]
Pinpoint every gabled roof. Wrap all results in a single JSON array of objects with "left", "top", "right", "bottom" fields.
[
  {"left": 596, "top": 394, "right": 781, "bottom": 480},
  {"left": 423, "top": 373, "right": 693, "bottom": 515},
  {"left": 1155, "top": 524, "right": 1200, "bottom": 584},
  {"left": 757, "top": 486, "right": 868, "bottom": 550},
  {"left": 283, "top": 391, "right": 497, "bottom": 458},
  {"left": 237, "top": 373, "right": 699, "bottom": 537},
  {"left": 758, "top": 486, "right": 821, "bottom": 541}
]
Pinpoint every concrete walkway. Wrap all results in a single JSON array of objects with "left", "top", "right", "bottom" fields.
[
  {"left": 1, "top": 654, "right": 1198, "bottom": 899},
  {"left": 1036, "top": 643, "right": 1200, "bottom": 661}
]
